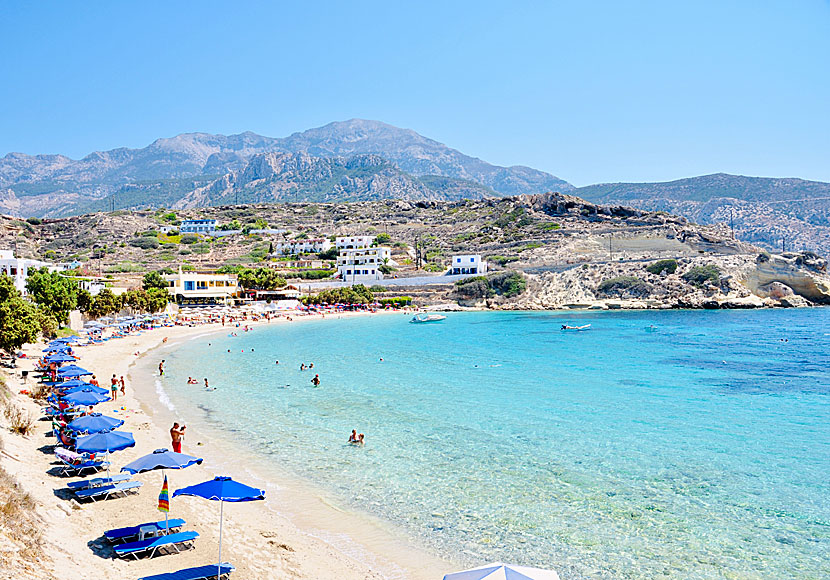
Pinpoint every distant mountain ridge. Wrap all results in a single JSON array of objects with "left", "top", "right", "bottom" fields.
[
  {"left": 0, "top": 120, "right": 571, "bottom": 217},
  {"left": 575, "top": 173, "right": 830, "bottom": 255}
]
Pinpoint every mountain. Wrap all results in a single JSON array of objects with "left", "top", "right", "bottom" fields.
[
  {"left": 172, "top": 152, "right": 494, "bottom": 208},
  {"left": 0, "top": 120, "right": 570, "bottom": 217},
  {"left": 575, "top": 174, "right": 830, "bottom": 256}
]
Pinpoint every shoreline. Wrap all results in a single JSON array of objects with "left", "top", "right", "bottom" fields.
[{"left": 0, "top": 311, "right": 451, "bottom": 580}]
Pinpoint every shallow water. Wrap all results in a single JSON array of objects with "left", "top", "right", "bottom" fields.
[{"left": 155, "top": 310, "right": 830, "bottom": 579}]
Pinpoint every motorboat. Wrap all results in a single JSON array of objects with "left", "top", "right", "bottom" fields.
[{"left": 410, "top": 313, "right": 447, "bottom": 323}]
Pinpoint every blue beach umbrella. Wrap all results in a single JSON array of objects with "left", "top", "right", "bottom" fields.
[
  {"left": 174, "top": 476, "right": 265, "bottom": 577},
  {"left": 63, "top": 384, "right": 109, "bottom": 396},
  {"left": 55, "top": 378, "right": 92, "bottom": 389},
  {"left": 42, "top": 345, "right": 71, "bottom": 353},
  {"left": 122, "top": 448, "right": 204, "bottom": 533},
  {"left": 443, "top": 563, "right": 561, "bottom": 580},
  {"left": 62, "top": 389, "right": 110, "bottom": 407},
  {"left": 58, "top": 364, "right": 92, "bottom": 377},
  {"left": 66, "top": 413, "right": 124, "bottom": 434},
  {"left": 44, "top": 354, "right": 77, "bottom": 363},
  {"left": 76, "top": 430, "right": 135, "bottom": 479},
  {"left": 122, "top": 448, "right": 203, "bottom": 474}
]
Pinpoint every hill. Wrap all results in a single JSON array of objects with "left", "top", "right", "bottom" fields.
[
  {"left": 575, "top": 173, "right": 830, "bottom": 256},
  {"left": 0, "top": 120, "right": 570, "bottom": 218}
]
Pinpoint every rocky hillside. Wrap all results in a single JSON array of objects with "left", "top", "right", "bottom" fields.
[
  {"left": 0, "top": 120, "right": 570, "bottom": 218},
  {"left": 2, "top": 193, "right": 827, "bottom": 309},
  {"left": 575, "top": 173, "right": 830, "bottom": 256}
]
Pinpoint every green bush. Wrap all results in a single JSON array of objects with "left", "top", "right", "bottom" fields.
[
  {"left": 682, "top": 265, "right": 721, "bottom": 287},
  {"left": 180, "top": 234, "right": 199, "bottom": 244},
  {"left": 455, "top": 271, "right": 527, "bottom": 299},
  {"left": 129, "top": 237, "right": 160, "bottom": 250},
  {"left": 488, "top": 255, "right": 519, "bottom": 266},
  {"left": 645, "top": 259, "right": 678, "bottom": 275},
  {"left": 140, "top": 230, "right": 159, "bottom": 237},
  {"left": 317, "top": 247, "right": 339, "bottom": 260},
  {"left": 597, "top": 276, "right": 651, "bottom": 297},
  {"left": 374, "top": 233, "right": 391, "bottom": 244},
  {"left": 282, "top": 269, "right": 335, "bottom": 280},
  {"left": 304, "top": 284, "right": 374, "bottom": 305},
  {"left": 26, "top": 217, "right": 42, "bottom": 225},
  {"left": 379, "top": 297, "right": 412, "bottom": 306},
  {"left": 369, "top": 285, "right": 387, "bottom": 292}
]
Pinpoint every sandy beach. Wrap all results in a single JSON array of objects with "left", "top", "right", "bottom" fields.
[{"left": 0, "top": 312, "right": 452, "bottom": 580}]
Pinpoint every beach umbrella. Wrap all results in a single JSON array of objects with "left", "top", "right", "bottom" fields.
[
  {"left": 442, "top": 563, "right": 561, "bottom": 580},
  {"left": 174, "top": 476, "right": 265, "bottom": 578},
  {"left": 56, "top": 378, "right": 92, "bottom": 389},
  {"left": 122, "top": 449, "right": 203, "bottom": 533},
  {"left": 76, "top": 430, "right": 136, "bottom": 479},
  {"left": 84, "top": 321, "right": 105, "bottom": 328},
  {"left": 66, "top": 412, "right": 124, "bottom": 434},
  {"left": 63, "top": 384, "right": 109, "bottom": 396},
  {"left": 58, "top": 364, "right": 92, "bottom": 377},
  {"left": 44, "top": 353, "right": 77, "bottom": 363},
  {"left": 62, "top": 389, "right": 110, "bottom": 407}
]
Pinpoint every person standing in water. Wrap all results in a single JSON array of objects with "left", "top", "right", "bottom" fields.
[
  {"left": 159, "top": 360, "right": 165, "bottom": 376},
  {"left": 311, "top": 374, "right": 320, "bottom": 387}
]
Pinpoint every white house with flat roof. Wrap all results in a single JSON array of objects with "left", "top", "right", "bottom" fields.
[
  {"left": 335, "top": 235, "right": 375, "bottom": 250},
  {"left": 0, "top": 250, "right": 56, "bottom": 295},
  {"left": 450, "top": 254, "right": 486, "bottom": 275},
  {"left": 336, "top": 247, "right": 392, "bottom": 281},
  {"left": 179, "top": 219, "right": 217, "bottom": 234},
  {"left": 163, "top": 268, "right": 239, "bottom": 304},
  {"left": 271, "top": 238, "right": 331, "bottom": 256}
]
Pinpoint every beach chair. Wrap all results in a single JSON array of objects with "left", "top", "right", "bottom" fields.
[
  {"left": 66, "top": 473, "right": 131, "bottom": 491},
  {"left": 74, "top": 480, "right": 143, "bottom": 501},
  {"left": 55, "top": 447, "right": 109, "bottom": 476},
  {"left": 137, "top": 562, "right": 235, "bottom": 580},
  {"left": 104, "top": 518, "right": 186, "bottom": 544},
  {"left": 113, "top": 530, "right": 199, "bottom": 559}
]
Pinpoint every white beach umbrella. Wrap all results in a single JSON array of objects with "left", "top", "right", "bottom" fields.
[{"left": 442, "top": 562, "right": 560, "bottom": 580}]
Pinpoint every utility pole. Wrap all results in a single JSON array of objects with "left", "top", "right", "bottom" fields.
[
  {"left": 782, "top": 237, "right": 786, "bottom": 254},
  {"left": 730, "top": 208, "right": 735, "bottom": 240}
]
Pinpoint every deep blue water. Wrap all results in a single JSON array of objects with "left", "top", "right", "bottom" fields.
[{"left": 157, "top": 310, "right": 830, "bottom": 579}]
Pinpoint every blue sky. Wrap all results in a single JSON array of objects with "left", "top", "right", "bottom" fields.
[{"left": 1, "top": 1, "right": 828, "bottom": 186}]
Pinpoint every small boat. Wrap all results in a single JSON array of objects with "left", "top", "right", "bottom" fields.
[
  {"left": 561, "top": 324, "right": 591, "bottom": 331},
  {"left": 410, "top": 314, "right": 447, "bottom": 323}
]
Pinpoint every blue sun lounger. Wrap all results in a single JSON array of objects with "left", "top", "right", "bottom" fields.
[
  {"left": 105, "top": 518, "right": 186, "bottom": 544},
  {"left": 67, "top": 473, "right": 131, "bottom": 491},
  {"left": 74, "top": 480, "right": 143, "bottom": 501},
  {"left": 137, "top": 562, "right": 235, "bottom": 580},
  {"left": 113, "top": 530, "right": 199, "bottom": 559},
  {"left": 55, "top": 447, "right": 109, "bottom": 476}
]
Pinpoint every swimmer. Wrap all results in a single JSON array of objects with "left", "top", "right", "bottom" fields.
[
  {"left": 311, "top": 374, "right": 320, "bottom": 387},
  {"left": 348, "top": 429, "right": 357, "bottom": 443},
  {"left": 204, "top": 378, "right": 210, "bottom": 389},
  {"left": 275, "top": 360, "right": 279, "bottom": 365}
]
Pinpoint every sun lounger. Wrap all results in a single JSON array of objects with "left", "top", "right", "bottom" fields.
[
  {"left": 113, "top": 530, "right": 199, "bottom": 559},
  {"left": 137, "top": 562, "right": 235, "bottom": 580},
  {"left": 74, "top": 480, "right": 143, "bottom": 501},
  {"left": 67, "top": 473, "right": 131, "bottom": 491},
  {"left": 105, "top": 518, "right": 186, "bottom": 544},
  {"left": 55, "top": 447, "right": 109, "bottom": 475}
]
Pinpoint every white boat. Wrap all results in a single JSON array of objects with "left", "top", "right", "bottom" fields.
[{"left": 410, "top": 313, "right": 447, "bottom": 323}]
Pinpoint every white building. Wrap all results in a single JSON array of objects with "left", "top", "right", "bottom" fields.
[
  {"left": 179, "top": 219, "right": 217, "bottom": 234},
  {"left": 336, "top": 247, "right": 391, "bottom": 281},
  {"left": 77, "top": 279, "right": 107, "bottom": 296},
  {"left": 450, "top": 254, "right": 487, "bottom": 275},
  {"left": 335, "top": 235, "right": 375, "bottom": 250},
  {"left": 271, "top": 238, "right": 332, "bottom": 256},
  {"left": 0, "top": 250, "right": 54, "bottom": 295},
  {"left": 163, "top": 268, "right": 239, "bottom": 304}
]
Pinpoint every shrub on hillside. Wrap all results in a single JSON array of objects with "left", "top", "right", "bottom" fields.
[
  {"left": 597, "top": 276, "right": 651, "bottom": 297},
  {"left": 180, "top": 234, "right": 199, "bottom": 244},
  {"left": 682, "top": 265, "right": 721, "bottom": 287},
  {"left": 455, "top": 271, "right": 527, "bottom": 300},
  {"left": 129, "top": 237, "right": 159, "bottom": 250},
  {"left": 645, "top": 259, "right": 678, "bottom": 275}
]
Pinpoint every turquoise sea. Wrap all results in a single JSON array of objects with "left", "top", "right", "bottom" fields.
[{"left": 153, "top": 310, "right": 829, "bottom": 579}]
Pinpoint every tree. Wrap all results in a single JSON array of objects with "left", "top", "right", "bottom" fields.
[
  {"left": 237, "top": 267, "right": 286, "bottom": 290},
  {"left": 0, "top": 274, "right": 42, "bottom": 353},
  {"left": 304, "top": 284, "right": 374, "bottom": 305},
  {"left": 83, "top": 288, "right": 123, "bottom": 319},
  {"left": 143, "top": 271, "right": 168, "bottom": 291},
  {"left": 146, "top": 288, "right": 169, "bottom": 313},
  {"left": 374, "top": 233, "right": 391, "bottom": 245},
  {"left": 25, "top": 268, "right": 78, "bottom": 325}
]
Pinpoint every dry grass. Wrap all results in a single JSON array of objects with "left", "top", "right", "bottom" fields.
[
  {"left": 0, "top": 466, "right": 46, "bottom": 569},
  {"left": 3, "top": 403, "right": 35, "bottom": 436}
]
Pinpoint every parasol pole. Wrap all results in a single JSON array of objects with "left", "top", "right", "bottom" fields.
[{"left": 217, "top": 499, "right": 224, "bottom": 579}]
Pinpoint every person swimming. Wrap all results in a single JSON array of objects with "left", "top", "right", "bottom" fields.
[{"left": 187, "top": 377, "right": 198, "bottom": 384}]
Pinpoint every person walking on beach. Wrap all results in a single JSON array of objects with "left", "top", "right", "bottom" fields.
[
  {"left": 110, "top": 374, "right": 119, "bottom": 401},
  {"left": 119, "top": 375, "right": 126, "bottom": 395},
  {"left": 311, "top": 374, "right": 320, "bottom": 387},
  {"left": 159, "top": 360, "right": 165, "bottom": 376},
  {"left": 170, "top": 422, "right": 186, "bottom": 453}
]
